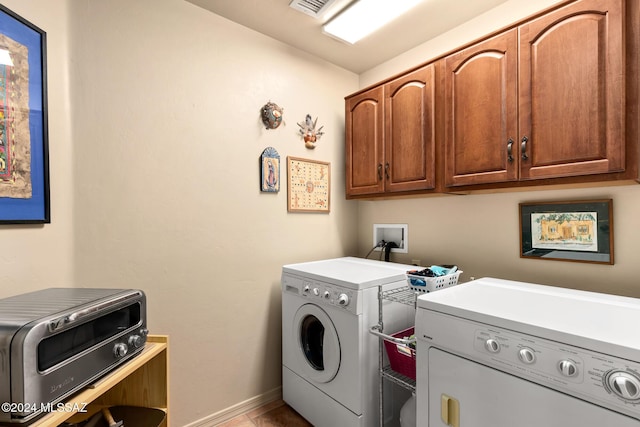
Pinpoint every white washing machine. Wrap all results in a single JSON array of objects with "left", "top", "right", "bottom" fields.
[
  {"left": 282, "top": 257, "right": 415, "bottom": 427},
  {"left": 415, "top": 277, "right": 640, "bottom": 426}
]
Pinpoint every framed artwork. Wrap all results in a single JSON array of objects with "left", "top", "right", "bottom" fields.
[
  {"left": 260, "top": 147, "right": 280, "bottom": 192},
  {"left": 519, "top": 199, "right": 613, "bottom": 264},
  {"left": 0, "top": 5, "right": 49, "bottom": 223},
  {"left": 287, "top": 157, "right": 330, "bottom": 213}
]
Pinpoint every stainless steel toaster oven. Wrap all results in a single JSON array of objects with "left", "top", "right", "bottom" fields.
[{"left": 0, "top": 288, "right": 148, "bottom": 423}]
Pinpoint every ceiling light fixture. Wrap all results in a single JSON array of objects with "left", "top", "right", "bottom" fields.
[
  {"left": 0, "top": 47, "right": 13, "bottom": 67},
  {"left": 322, "top": 0, "right": 422, "bottom": 44}
]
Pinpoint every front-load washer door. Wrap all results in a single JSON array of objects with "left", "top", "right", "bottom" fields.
[{"left": 293, "top": 304, "right": 340, "bottom": 383}]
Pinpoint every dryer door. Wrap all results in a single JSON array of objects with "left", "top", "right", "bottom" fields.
[{"left": 293, "top": 304, "right": 341, "bottom": 383}]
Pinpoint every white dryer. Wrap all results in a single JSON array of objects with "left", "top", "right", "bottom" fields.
[
  {"left": 416, "top": 278, "right": 640, "bottom": 426},
  {"left": 282, "top": 257, "right": 415, "bottom": 427}
]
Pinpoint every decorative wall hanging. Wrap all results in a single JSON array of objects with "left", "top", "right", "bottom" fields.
[
  {"left": 260, "top": 101, "right": 283, "bottom": 129},
  {"left": 0, "top": 5, "right": 49, "bottom": 223},
  {"left": 297, "top": 114, "right": 324, "bottom": 149},
  {"left": 260, "top": 147, "right": 280, "bottom": 193},
  {"left": 519, "top": 199, "right": 613, "bottom": 264},
  {"left": 287, "top": 157, "right": 330, "bottom": 213}
]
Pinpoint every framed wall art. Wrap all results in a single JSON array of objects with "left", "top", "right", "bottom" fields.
[
  {"left": 287, "top": 157, "right": 330, "bottom": 213},
  {"left": 0, "top": 5, "right": 49, "bottom": 223},
  {"left": 260, "top": 147, "right": 280, "bottom": 193},
  {"left": 519, "top": 199, "right": 613, "bottom": 264}
]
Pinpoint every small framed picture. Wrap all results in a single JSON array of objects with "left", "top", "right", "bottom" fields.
[
  {"left": 260, "top": 147, "right": 280, "bottom": 192},
  {"left": 519, "top": 199, "right": 613, "bottom": 264}
]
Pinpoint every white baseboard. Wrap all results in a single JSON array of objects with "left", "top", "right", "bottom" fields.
[{"left": 182, "top": 386, "right": 283, "bottom": 427}]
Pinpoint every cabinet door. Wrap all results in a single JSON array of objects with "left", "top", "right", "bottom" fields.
[
  {"left": 444, "top": 30, "right": 518, "bottom": 187},
  {"left": 519, "top": 0, "right": 624, "bottom": 180},
  {"left": 384, "top": 64, "right": 436, "bottom": 192},
  {"left": 345, "top": 86, "right": 385, "bottom": 196}
]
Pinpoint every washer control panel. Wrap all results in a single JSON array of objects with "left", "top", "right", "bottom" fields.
[
  {"left": 472, "top": 326, "right": 640, "bottom": 417},
  {"left": 282, "top": 274, "right": 358, "bottom": 315}
]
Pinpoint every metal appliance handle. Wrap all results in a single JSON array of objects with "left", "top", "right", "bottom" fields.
[
  {"left": 369, "top": 325, "right": 416, "bottom": 346},
  {"left": 48, "top": 291, "right": 142, "bottom": 332}
]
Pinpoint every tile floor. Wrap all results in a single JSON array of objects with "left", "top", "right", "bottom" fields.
[{"left": 216, "top": 399, "right": 312, "bottom": 427}]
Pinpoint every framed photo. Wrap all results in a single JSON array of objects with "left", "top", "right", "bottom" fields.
[
  {"left": 0, "top": 5, "right": 49, "bottom": 223},
  {"left": 519, "top": 199, "right": 613, "bottom": 264},
  {"left": 287, "top": 157, "right": 330, "bottom": 213},
  {"left": 260, "top": 147, "right": 280, "bottom": 193}
]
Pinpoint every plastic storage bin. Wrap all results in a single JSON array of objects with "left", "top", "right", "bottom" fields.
[{"left": 406, "top": 271, "right": 462, "bottom": 293}]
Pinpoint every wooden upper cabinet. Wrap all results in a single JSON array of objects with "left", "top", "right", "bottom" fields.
[
  {"left": 345, "top": 64, "right": 436, "bottom": 197},
  {"left": 384, "top": 64, "right": 436, "bottom": 192},
  {"left": 519, "top": 0, "right": 624, "bottom": 180},
  {"left": 445, "top": 0, "right": 625, "bottom": 188},
  {"left": 444, "top": 29, "right": 518, "bottom": 187},
  {"left": 345, "top": 86, "right": 385, "bottom": 196}
]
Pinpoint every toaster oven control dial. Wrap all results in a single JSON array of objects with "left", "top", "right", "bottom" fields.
[
  {"left": 113, "top": 343, "right": 128, "bottom": 358},
  {"left": 128, "top": 334, "right": 143, "bottom": 348}
]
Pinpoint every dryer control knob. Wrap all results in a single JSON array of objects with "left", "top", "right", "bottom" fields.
[
  {"left": 312, "top": 288, "right": 320, "bottom": 296},
  {"left": 558, "top": 360, "right": 579, "bottom": 377},
  {"left": 303, "top": 285, "right": 310, "bottom": 294},
  {"left": 518, "top": 347, "right": 536, "bottom": 364},
  {"left": 485, "top": 339, "right": 500, "bottom": 353},
  {"left": 605, "top": 371, "right": 640, "bottom": 401},
  {"left": 337, "top": 293, "right": 350, "bottom": 306},
  {"left": 323, "top": 291, "right": 330, "bottom": 299}
]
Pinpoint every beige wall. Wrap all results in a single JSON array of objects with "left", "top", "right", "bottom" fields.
[
  {"left": 356, "top": 0, "right": 640, "bottom": 299},
  {"left": 1, "top": 0, "right": 358, "bottom": 426}
]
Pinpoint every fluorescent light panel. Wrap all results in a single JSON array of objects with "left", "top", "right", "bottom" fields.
[{"left": 323, "top": 0, "right": 422, "bottom": 44}]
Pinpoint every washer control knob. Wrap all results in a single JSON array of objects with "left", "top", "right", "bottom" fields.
[
  {"left": 312, "top": 288, "right": 320, "bottom": 296},
  {"left": 518, "top": 347, "right": 536, "bottom": 364},
  {"left": 485, "top": 339, "right": 500, "bottom": 353},
  {"left": 606, "top": 371, "right": 640, "bottom": 401},
  {"left": 337, "top": 293, "right": 350, "bottom": 306},
  {"left": 128, "top": 334, "right": 143, "bottom": 348},
  {"left": 113, "top": 343, "right": 128, "bottom": 358},
  {"left": 303, "top": 285, "right": 310, "bottom": 294},
  {"left": 558, "top": 359, "right": 579, "bottom": 377},
  {"left": 323, "top": 291, "right": 330, "bottom": 299}
]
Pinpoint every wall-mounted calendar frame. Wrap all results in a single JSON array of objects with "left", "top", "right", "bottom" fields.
[{"left": 287, "top": 157, "right": 330, "bottom": 213}]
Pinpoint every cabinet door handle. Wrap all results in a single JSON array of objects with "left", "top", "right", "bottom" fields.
[
  {"left": 384, "top": 163, "right": 390, "bottom": 180},
  {"left": 507, "top": 138, "right": 514, "bottom": 163},
  {"left": 377, "top": 164, "right": 383, "bottom": 181},
  {"left": 521, "top": 136, "right": 529, "bottom": 160}
]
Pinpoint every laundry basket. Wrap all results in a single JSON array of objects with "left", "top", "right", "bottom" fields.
[
  {"left": 406, "top": 271, "right": 462, "bottom": 293},
  {"left": 383, "top": 327, "right": 416, "bottom": 380}
]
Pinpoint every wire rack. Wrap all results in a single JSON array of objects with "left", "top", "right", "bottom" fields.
[
  {"left": 380, "top": 286, "right": 418, "bottom": 307},
  {"left": 381, "top": 365, "right": 416, "bottom": 391}
]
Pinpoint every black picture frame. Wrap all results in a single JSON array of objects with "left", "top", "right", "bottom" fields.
[
  {"left": 0, "top": 5, "right": 49, "bottom": 223},
  {"left": 519, "top": 199, "right": 613, "bottom": 264}
]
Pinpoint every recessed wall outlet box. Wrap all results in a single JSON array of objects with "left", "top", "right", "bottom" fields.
[{"left": 373, "top": 224, "right": 408, "bottom": 253}]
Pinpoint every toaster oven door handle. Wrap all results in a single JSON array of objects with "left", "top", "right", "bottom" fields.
[{"left": 48, "top": 291, "right": 142, "bottom": 332}]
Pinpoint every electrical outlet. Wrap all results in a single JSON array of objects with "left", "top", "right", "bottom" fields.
[{"left": 373, "top": 224, "right": 408, "bottom": 253}]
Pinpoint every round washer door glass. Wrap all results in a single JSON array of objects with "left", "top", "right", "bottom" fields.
[{"left": 293, "top": 303, "right": 340, "bottom": 383}]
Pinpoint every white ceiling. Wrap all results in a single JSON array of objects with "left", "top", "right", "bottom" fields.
[{"left": 184, "top": 0, "right": 509, "bottom": 74}]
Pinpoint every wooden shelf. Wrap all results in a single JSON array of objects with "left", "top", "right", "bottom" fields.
[{"left": 7, "top": 335, "right": 169, "bottom": 427}]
